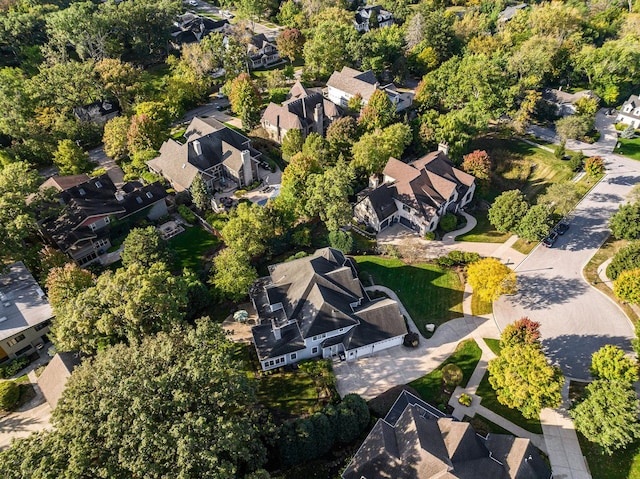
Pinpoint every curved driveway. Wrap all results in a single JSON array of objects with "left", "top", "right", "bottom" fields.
[{"left": 494, "top": 117, "right": 640, "bottom": 380}]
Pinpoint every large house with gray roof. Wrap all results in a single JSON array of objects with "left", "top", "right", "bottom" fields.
[
  {"left": 617, "top": 93, "right": 640, "bottom": 128},
  {"left": 250, "top": 248, "right": 408, "bottom": 371},
  {"left": 354, "top": 146, "right": 476, "bottom": 236},
  {"left": 0, "top": 262, "right": 53, "bottom": 363},
  {"left": 39, "top": 174, "right": 168, "bottom": 266},
  {"left": 261, "top": 81, "right": 341, "bottom": 143},
  {"left": 343, "top": 389, "right": 552, "bottom": 479},
  {"left": 354, "top": 5, "right": 393, "bottom": 32},
  {"left": 147, "top": 116, "right": 260, "bottom": 193},
  {"left": 326, "top": 66, "right": 413, "bottom": 112}
]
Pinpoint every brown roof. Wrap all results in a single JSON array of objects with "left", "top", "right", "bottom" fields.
[
  {"left": 261, "top": 102, "right": 304, "bottom": 131},
  {"left": 40, "top": 174, "right": 91, "bottom": 192},
  {"left": 383, "top": 157, "right": 420, "bottom": 183}
]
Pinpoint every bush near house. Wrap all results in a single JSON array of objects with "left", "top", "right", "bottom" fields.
[{"left": 0, "top": 381, "right": 20, "bottom": 411}]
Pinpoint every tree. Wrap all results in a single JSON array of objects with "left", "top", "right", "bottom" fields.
[
  {"left": 190, "top": 174, "right": 210, "bottom": 212},
  {"left": 328, "top": 230, "right": 354, "bottom": 254},
  {"left": 120, "top": 227, "right": 170, "bottom": 269},
  {"left": 127, "top": 114, "right": 165, "bottom": 155},
  {"left": 221, "top": 202, "right": 273, "bottom": 257},
  {"left": 516, "top": 204, "right": 553, "bottom": 242},
  {"left": 278, "top": 0, "right": 305, "bottom": 28},
  {"left": 500, "top": 317, "right": 541, "bottom": 349},
  {"left": 488, "top": 190, "right": 529, "bottom": 233},
  {"left": 38, "top": 246, "right": 70, "bottom": 282},
  {"left": 607, "top": 241, "right": 640, "bottom": 280},
  {"left": 466, "top": 258, "right": 517, "bottom": 302},
  {"left": 405, "top": 12, "right": 425, "bottom": 51},
  {"left": 590, "top": 345, "right": 638, "bottom": 384},
  {"left": 303, "top": 21, "right": 357, "bottom": 78},
  {"left": 276, "top": 28, "right": 305, "bottom": 62},
  {"left": 279, "top": 153, "right": 322, "bottom": 214},
  {"left": 610, "top": 203, "right": 640, "bottom": 240},
  {"left": 95, "top": 59, "right": 141, "bottom": 112},
  {"left": 326, "top": 116, "right": 358, "bottom": 159},
  {"left": 556, "top": 115, "right": 592, "bottom": 141},
  {"left": 229, "top": 73, "right": 261, "bottom": 130},
  {"left": 461, "top": 150, "right": 491, "bottom": 181},
  {"left": 0, "top": 381, "right": 19, "bottom": 411},
  {"left": 281, "top": 128, "right": 303, "bottom": 162},
  {"left": 538, "top": 182, "right": 581, "bottom": 216},
  {"left": 52, "top": 139, "right": 92, "bottom": 175},
  {"left": 571, "top": 380, "right": 640, "bottom": 455},
  {"left": 103, "top": 116, "right": 131, "bottom": 161},
  {"left": 305, "top": 160, "right": 354, "bottom": 232},
  {"left": 488, "top": 341, "right": 563, "bottom": 419},
  {"left": 513, "top": 90, "right": 542, "bottom": 134},
  {"left": 301, "top": 132, "right": 331, "bottom": 167},
  {"left": 211, "top": 248, "right": 257, "bottom": 301},
  {"left": 614, "top": 269, "right": 640, "bottom": 304},
  {"left": 45, "top": 264, "right": 95, "bottom": 311},
  {"left": 358, "top": 89, "right": 395, "bottom": 132},
  {"left": 585, "top": 156, "right": 605, "bottom": 177},
  {"left": 351, "top": 123, "right": 413, "bottom": 175},
  {"left": 0, "top": 320, "right": 267, "bottom": 478}
]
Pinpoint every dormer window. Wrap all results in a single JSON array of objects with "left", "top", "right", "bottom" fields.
[
  {"left": 146, "top": 191, "right": 153, "bottom": 199},
  {"left": 95, "top": 180, "right": 102, "bottom": 188},
  {"left": 136, "top": 196, "right": 143, "bottom": 204},
  {"left": 625, "top": 105, "right": 633, "bottom": 113},
  {"left": 79, "top": 188, "right": 86, "bottom": 196},
  {"left": 634, "top": 108, "right": 640, "bottom": 116}
]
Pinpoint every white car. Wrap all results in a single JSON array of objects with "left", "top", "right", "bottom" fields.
[{"left": 188, "top": 0, "right": 198, "bottom": 6}]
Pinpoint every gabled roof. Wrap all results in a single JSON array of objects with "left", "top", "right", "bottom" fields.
[
  {"left": 542, "top": 88, "right": 600, "bottom": 106},
  {"left": 252, "top": 248, "right": 407, "bottom": 360},
  {"left": 0, "top": 262, "right": 53, "bottom": 342},
  {"left": 327, "top": 66, "right": 379, "bottom": 103},
  {"left": 73, "top": 100, "right": 120, "bottom": 122},
  {"left": 620, "top": 94, "right": 640, "bottom": 119},
  {"left": 147, "top": 117, "right": 257, "bottom": 191},
  {"left": 38, "top": 352, "right": 83, "bottom": 409},
  {"left": 343, "top": 389, "right": 551, "bottom": 479},
  {"left": 40, "top": 174, "right": 91, "bottom": 192},
  {"left": 354, "top": 5, "right": 392, "bottom": 24}
]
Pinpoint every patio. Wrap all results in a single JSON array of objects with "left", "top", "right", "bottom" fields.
[{"left": 157, "top": 220, "right": 185, "bottom": 240}]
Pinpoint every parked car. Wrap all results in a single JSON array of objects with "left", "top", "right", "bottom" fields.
[
  {"left": 188, "top": 0, "right": 198, "bottom": 6},
  {"left": 220, "top": 10, "right": 234, "bottom": 18},
  {"left": 555, "top": 221, "right": 570, "bottom": 235},
  {"left": 542, "top": 231, "right": 559, "bottom": 248},
  {"left": 259, "top": 161, "right": 270, "bottom": 170}
]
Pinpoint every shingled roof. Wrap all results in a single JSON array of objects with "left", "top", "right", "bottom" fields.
[
  {"left": 343, "top": 389, "right": 552, "bottom": 479},
  {"left": 327, "top": 66, "right": 379, "bottom": 103}
]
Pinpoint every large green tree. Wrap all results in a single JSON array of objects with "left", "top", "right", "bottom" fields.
[
  {"left": 303, "top": 20, "right": 357, "bottom": 78},
  {"left": 488, "top": 190, "right": 530, "bottom": 233},
  {"left": 45, "top": 263, "right": 95, "bottom": 311},
  {"left": 538, "top": 181, "right": 581, "bottom": 216},
  {"left": 571, "top": 380, "right": 640, "bottom": 455},
  {"left": 466, "top": 258, "right": 517, "bottom": 303},
  {"left": 276, "top": 28, "right": 305, "bottom": 62},
  {"left": 326, "top": 116, "right": 358, "bottom": 160},
  {"left": 305, "top": 159, "right": 354, "bottom": 232},
  {"left": 358, "top": 89, "right": 396, "bottom": 132},
  {"left": 610, "top": 202, "right": 640, "bottom": 240},
  {"left": 516, "top": 204, "right": 553, "bottom": 242},
  {"left": 281, "top": 128, "right": 303, "bottom": 162},
  {"left": 211, "top": 248, "right": 257, "bottom": 302},
  {"left": 607, "top": 241, "right": 640, "bottom": 280},
  {"left": 103, "top": 116, "right": 131, "bottom": 161},
  {"left": 52, "top": 139, "right": 92, "bottom": 175},
  {"left": 120, "top": 226, "right": 170, "bottom": 269},
  {"left": 190, "top": 174, "right": 211, "bottom": 212},
  {"left": 351, "top": 123, "right": 412, "bottom": 175},
  {"left": 590, "top": 345, "right": 638, "bottom": 384},
  {"left": 0, "top": 320, "right": 268, "bottom": 478},
  {"left": 221, "top": 202, "right": 273, "bottom": 258},
  {"left": 614, "top": 269, "right": 640, "bottom": 304},
  {"left": 229, "top": 73, "right": 261, "bottom": 131}
]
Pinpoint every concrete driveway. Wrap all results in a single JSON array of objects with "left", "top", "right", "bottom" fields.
[{"left": 495, "top": 115, "right": 640, "bottom": 380}]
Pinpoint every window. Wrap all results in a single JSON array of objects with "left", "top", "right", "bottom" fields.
[
  {"left": 89, "top": 222, "right": 97, "bottom": 232},
  {"left": 136, "top": 197, "right": 143, "bottom": 204},
  {"left": 625, "top": 105, "right": 633, "bottom": 112},
  {"left": 290, "top": 353, "right": 297, "bottom": 361},
  {"left": 146, "top": 191, "right": 153, "bottom": 199},
  {"left": 94, "top": 239, "right": 109, "bottom": 249},
  {"left": 14, "top": 345, "right": 32, "bottom": 356},
  {"left": 6, "top": 334, "right": 25, "bottom": 347},
  {"left": 402, "top": 204, "right": 411, "bottom": 212},
  {"left": 104, "top": 216, "right": 110, "bottom": 224},
  {"left": 312, "top": 347, "right": 318, "bottom": 354},
  {"left": 78, "top": 188, "right": 86, "bottom": 196},
  {"left": 95, "top": 180, "right": 102, "bottom": 188}
]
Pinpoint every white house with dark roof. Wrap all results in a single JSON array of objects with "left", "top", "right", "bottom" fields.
[
  {"left": 247, "top": 33, "right": 280, "bottom": 69},
  {"left": 354, "top": 145, "right": 476, "bottom": 235},
  {"left": 343, "top": 389, "right": 552, "bottom": 479},
  {"left": 0, "top": 262, "right": 53, "bottom": 363},
  {"left": 39, "top": 174, "right": 168, "bottom": 266},
  {"left": 326, "top": 66, "right": 413, "bottom": 112},
  {"left": 354, "top": 5, "right": 393, "bottom": 32},
  {"left": 617, "top": 94, "right": 640, "bottom": 128},
  {"left": 147, "top": 116, "right": 260, "bottom": 192},
  {"left": 261, "top": 81, "right": 342, "bottom": 143},
  {"left": 250, "top": 248, "right": 407, "bottom": 371}
]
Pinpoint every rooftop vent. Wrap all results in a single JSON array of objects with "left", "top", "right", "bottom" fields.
[
  {"left": 193, "top": 140, "right": 202, "bottom": 156},
  {"left": 136, "top": 196, "right": 143, "bottom": 204},
  {"left": 146, "top": 191, "right": 153, "bottom": 199},
  {"left": 115, "top": 190, "right": 125, "bottom": 202}
]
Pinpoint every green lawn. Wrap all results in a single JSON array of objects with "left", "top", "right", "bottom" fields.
[
  {"left": 483, "top": 338, "right": 501, "bottom": 356},
  {"left": 457, "top": 212, "right": 511, "bottom": 243},
  {"left": 614, "top": 137, "right": 640, "bottom": 161},
  {"left": 354, "top": 256, "right": 464, "bottom": 334},
  {"left": 471, "top": 293, "right": 493, "bottom": 315},
  {"left": 168, "top": 226, "right": 221, "bottom": 271},
  {"left": 577, "top": 431, "right": 640, "bottom": 479},
  {"left": 475, "top": 371, "right": 543, "bottom": 434},
  {"left": 409, "top": 339, "right": 482, "bottom": 407}
]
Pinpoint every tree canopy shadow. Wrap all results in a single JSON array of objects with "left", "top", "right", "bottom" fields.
[{"left": 506, "top": 275, "right": 588, "bottom": 310}]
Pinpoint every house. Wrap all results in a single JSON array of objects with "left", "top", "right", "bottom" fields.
[
  {"left": 0, "top": 262, "right": 53, "bottom": 363},
  {"left": 39, "top": 174, "right": 91, "bottom": 193},
  {"left": 354, "top": 5, "right": 393, "bottom": 33},
  {"left": 326, "top": 66, "right": 413, "bottom": 112},
  {"left": 73, "top": 100, "right": 120, "bottom": 124},
  {"left": 354, "top": 145, "right": 476, "bottom": 235},
  {"left": 342, "top": 389, "right": 552, "bottom": 479},
  {"left": 247, "top": 33, "right": 280, "bottom": 69},
  {"left": 542, "top": 88, "right": 600, "bottom": 117},
  {"left": 37, "top": 352, "right": 83, "bottom": 409},
  {"left": 147, "top": 116, "right": 260, "bottom": 193},
  {"left": 261, "top": 81, "right": 342, "bottom": 143},
  {"left": 616, "top": 94, "right": 640, "bottom": 128},
  {"left": 170, "top": 13, "right": 230, "bottom": 47},
  {"left": 39, "top": 174, "right": 168, "bottom": 266},
  {"left": 250, "top": 247, "right": 408, "bottom": 371},
  {"left": 497, "top": 3, "right": 528, "bottom": 24}
]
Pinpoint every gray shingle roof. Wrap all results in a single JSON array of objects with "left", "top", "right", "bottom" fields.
[
  {"left": 327, "top": 67, "right": 379, "bottom": 103},
  {"left": 37, "top": 352, "right": 83, "bottom": 409}
]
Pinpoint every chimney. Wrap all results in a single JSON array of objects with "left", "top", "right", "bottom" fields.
[
  {"left": 369, "top": 174, "right": 380, "bottom": 188},
  {"left": 193, "top": 140, "right": 202, "bottom": 156},
  {"left": 115, "top": 190, "right": 125, "bottom": 202},
  {"left": 313, "top": 102, "right": 324, "bottom": 135},
  {"left": 438, "top": 142, "right": 449, "bottom": 155},
  {"left": 272, "top": 320, "right": 281, "bottom": 340},
  {"left": 242, "top": 150, "right": 253, "bottom": 186}
]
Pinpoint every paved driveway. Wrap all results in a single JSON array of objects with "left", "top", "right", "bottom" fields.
[{"left": 495, "top": 119, "right": 640, "bottom": 380}]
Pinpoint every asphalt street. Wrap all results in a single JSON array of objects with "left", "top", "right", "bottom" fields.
[{"left": 495, "top": 113, "right": 640, "bottom": 380}]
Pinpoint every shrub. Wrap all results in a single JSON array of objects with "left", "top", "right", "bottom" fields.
[
  {"left": 0, "top": 357, "right": 30, "bottom": 379},
  {"left": 436, "top": 250, "right": 481, "bottom": 267},
  {"left": 585, "top": 156, "right": 605, "bottom": 177},
  {"left": 568, "top": 155, "right": 583, "bottom": 172},
  {"left": 285, "top": 251, "right": 308, "bottom": 262},
  {"left": 554, "top": 140, "right": 566, "bottom": 159},
  {"left": 439, "top": 213, "right": 457, "bottom": 232},
  {"left": 328, "top": 230, "right": 355, "bottom": 254},
  {"left": 424, "top": 231, "right": 436, "bottom": 240},
  {"left": 403, "top": 332, "right": 419, "bottom": 348},
  {"left": 177, "top": 204, "right": 196, "bottom": 223},
  {"left": 233, "top": 189, "right": 248, "bottom": 198},
  {"left": 442, "top": 364, "right": 463, "bottom": 389},
  {"left": 607, "top": 242, "right": 640, "bottom": 280},
  {"left": 458, "top": 393, "right": 472, "bottom": 407},
  {"left": 0, "top": 381, "right": 20, "bottom": 411},
  {"left": 291, "top": 226, "right": 312, "bottom": 247}
]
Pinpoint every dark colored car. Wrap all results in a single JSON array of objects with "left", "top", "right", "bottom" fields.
[
  {"left": 259, "top": 161, "right": 270, "bottom": 169},
  {"left": 555, "top": 221, "right": 570, "bottom": 235},
  {"left": 542, "top": 231, "right": 559, "bottom": 248}
]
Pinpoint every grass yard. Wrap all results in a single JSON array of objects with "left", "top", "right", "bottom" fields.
[
  {"left": 475, "top": 371, "right": 543, "bottom": 434},
  {"left": 457, "top": 212, "right": 512, "bottom": 243},
  {"left": 583, "top": 236, "right": 638, "bottom": 322},
  {"left": 483, "top": 338, "right": 501, "bottom": 356},
  {"left": 577, "top": 434, "right": 640, "bottom": 479},
  {"left": 614, "top": 137, "right": 640, "bottom": 161},
  {"left": 168, "top": 226, "right": 221, "bottom": 271},
  {"left": 471, "top": 293, "right": 493, "bottom": 315},
  {"left": 512, "top": 238, "right": 538, "bottom": 255},
  {"left": 409, "top": 339, "right": 482, "bottom": 407},
  {"left": 354, "top": 256, "right": 464, "bottom": 334}
]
